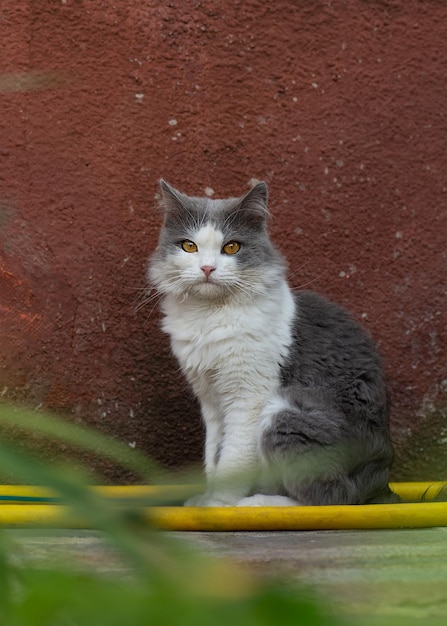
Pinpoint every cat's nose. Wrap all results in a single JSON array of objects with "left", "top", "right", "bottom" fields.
[{"left": 201, "top": 265, "right": 216, "bottom": 279}]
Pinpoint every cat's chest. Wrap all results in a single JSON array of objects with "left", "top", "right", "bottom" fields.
[
  {"left": 162, "top": 301, "right": 258, "bottom": 368},
  {"left": 161, "top": 289, "right": 296, "bottom": 376}
]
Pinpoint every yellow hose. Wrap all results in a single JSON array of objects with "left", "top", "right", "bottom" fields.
[
  {"left": 147, "top": 501, "right": 447, "bottom": 531},
  {"left": 0, "top": 504, "right": 74, "bottom": 528},
  {"left": 0, "top": 483, "right": 445, "bottom": 530},
  {"left": 390, "top": 481, "right": 447, "bottom": 501},
  {"left": 0, "top": 500, "right": 446, "bottom": 530},
  {"left": 0, "top": 484, "right": 197, "bottom": 503},
  {"left": 0, "top": 481, "right": 445, "bottom": 501}
]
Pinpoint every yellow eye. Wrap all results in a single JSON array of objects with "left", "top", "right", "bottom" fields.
[
  {"left": 181, "top": 240, "right": 198, "bottom": 253},
  {"left": 222, "top": 241, "right": 241, "bottom": 255}
]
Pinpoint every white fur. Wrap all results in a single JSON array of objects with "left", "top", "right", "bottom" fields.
[
  {"left": 156, "top": 225, "right": 296, "bottom": 506},
  {"left": 257, "top": 393, "right": 295, "bottom": 465},
  {"left": 236, "top": 494, "right": 300, "bottom": 507}
]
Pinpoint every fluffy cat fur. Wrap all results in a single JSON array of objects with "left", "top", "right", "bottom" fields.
[{"left": 149, "top": 180, "right": 398, "bottom": 507}]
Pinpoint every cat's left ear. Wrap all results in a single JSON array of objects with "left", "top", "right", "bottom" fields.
[{"left": 239, "top": 182, "right": 269, "bottom": 223}]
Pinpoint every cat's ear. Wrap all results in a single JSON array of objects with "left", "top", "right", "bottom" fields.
[
  {"left": 159, "top": 179, "right": 187, "bottom": 214},
  {"left": 238, "top": 182, "right": 269, "bottom": 223}
]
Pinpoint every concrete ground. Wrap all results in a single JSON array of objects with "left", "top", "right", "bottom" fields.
[
  {"left": 176, "top": 529, "right": 447, "bottom": 621},
  {"left": 8, "top": 527, "right": 447, "bottom": 622}
]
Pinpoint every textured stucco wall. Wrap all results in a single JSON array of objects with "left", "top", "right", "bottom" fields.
[{"left": 0, "top": 0, "right": 446, "bottom": 480}]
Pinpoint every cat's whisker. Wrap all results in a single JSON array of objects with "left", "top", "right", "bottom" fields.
[
  {"left": 134, "top": 288, "right": 159, "bottom": 311},
  {"left": 290, "top": 277, "right": 320, "bottom": 291},
  {"left": 134, "top": 287, "right": 167, "bottom": 313},
  {"left": 142, "top": 303, "right": 162, "bottom": 326},
  {"left": 289, "top": 268, "right": 328, "bottom": 292},
  {"left": 286, "top": 259, "right": 311, "bottom": 278},
  {"left": 136, "top": 297, "right": 160, "bottom": 317},
  {"left": 133, "top": 289, "right": 165, "bottom": 326},
  {"left": 285, "top": 257, "right": 331, "bottom": 291}
]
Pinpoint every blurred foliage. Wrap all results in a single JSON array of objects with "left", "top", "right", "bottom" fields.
[
  {"left": 0, "top": 404, "right": 335, "bottom": 625},
  {"left": 1, "top": 568, "right": 331, "bottom": 626}
]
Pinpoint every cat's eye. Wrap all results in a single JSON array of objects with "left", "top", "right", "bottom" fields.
[
  {"left": 222, "top": 241, "right": 241, "bottom": 255},
  {"left": 181, "top": 240, "right": 198, "bottom": 253}
]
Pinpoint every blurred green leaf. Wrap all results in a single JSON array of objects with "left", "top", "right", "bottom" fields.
[
  {"left": 7, "top": 567, "right": 336, "bottom": 626},
  {"left": 0, "top": 403, "right": 339, "bottom": 626},
  {"left": 0, "top": 403, "right": 160, "bottom": 481}
]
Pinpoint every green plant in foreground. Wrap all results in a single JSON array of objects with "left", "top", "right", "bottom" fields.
[
  {"left": 0, "top": 404, "right": 336, "bottom": 626},
  {"left": 3, "top": 568, "right": 331, "bottom": 626}
]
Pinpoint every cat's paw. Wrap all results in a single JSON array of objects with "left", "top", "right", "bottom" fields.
[
  {"left": 236, "top": 494, "right": 299, "bottom": 507},
  {"left": 184, "top": 493, "right": 238, "bottom": 507},
  {"left": 184, "top": 493, "right": 209, "bottom": 507}
]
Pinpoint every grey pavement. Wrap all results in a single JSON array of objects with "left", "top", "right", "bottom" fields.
[
  {"left": 175, "top": 529, "right": 447, "bottom": 620},
  {"left": 7, "top": 526, "right": 447, "bottom": 621}
]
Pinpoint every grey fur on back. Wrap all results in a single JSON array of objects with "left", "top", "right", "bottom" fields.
[{"left": 262, "top": 290, "right": 398, "bottom": 505}]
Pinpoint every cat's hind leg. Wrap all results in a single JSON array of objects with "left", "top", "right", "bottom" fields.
[{"left": 258, "top": 392, "right": 394, "bottom": 505}]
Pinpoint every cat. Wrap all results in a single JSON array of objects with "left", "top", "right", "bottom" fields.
[{"left": 149, "top": 179, "right": 398, "bottom": 507}]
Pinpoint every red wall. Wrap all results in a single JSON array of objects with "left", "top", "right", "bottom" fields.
[{"left": 1, "top": 0, "right": 446, "bottom": 480}]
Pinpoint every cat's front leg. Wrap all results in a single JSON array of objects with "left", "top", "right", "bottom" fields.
[
  {"left": 184, "top": 422, "right": 224, "bottom": 506},
  {"left": 191, "top": 403, "right": 261, "bottom": 506},
  {"left": 202, "top": 411, "right": 221, "bottom": 480},
  {"left": 185, "top": 416, "right": 246, "bottom": 507},
  {"left": 184, "top": 396, "right": 228, "bottom": 507}
]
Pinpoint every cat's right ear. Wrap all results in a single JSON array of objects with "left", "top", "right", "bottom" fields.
[{"left": 159, "top": 179, "right": 186, "bottom": 214}]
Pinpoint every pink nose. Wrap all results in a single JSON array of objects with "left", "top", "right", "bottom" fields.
[{"left": 201, "top": 265, "right": 215, "bottom": 278}]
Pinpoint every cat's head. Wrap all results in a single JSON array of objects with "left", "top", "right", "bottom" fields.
[{"left": 149, "top": 180, "right": 286, "bottom": 301}]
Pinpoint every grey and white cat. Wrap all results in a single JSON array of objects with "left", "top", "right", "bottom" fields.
[{"left": 149, "top": 180, "right": 398, "bottom": 507}]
